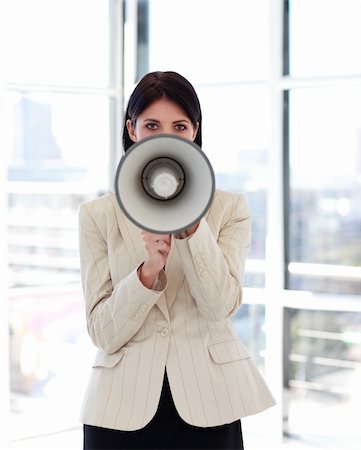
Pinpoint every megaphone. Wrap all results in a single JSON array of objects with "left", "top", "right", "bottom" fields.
[{"left": 114, "top": 134, "right": 215, "bottom": 234}]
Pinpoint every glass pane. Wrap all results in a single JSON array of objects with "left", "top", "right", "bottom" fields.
[
  {"left": 289, "top": 0, "right": 361, "bottom": 77},
  {"left": 7, "top": 92, "right": 109, "bottom": 187},
  {"left": 289, "top": 86, "right": 361, "bottom": 294},
  {"left": 284, "top": 308, "right": 361, "bottom": 449},
  {"left": 7, "top": 92, "right": 109, "bottom": 440},
  {"left": 6, "top": 90, "right": 110, "bottom": 288},
  {"left": 9, "top": 286, "right": 93, "bottom": 440},
  {"left": 198, "top": 85, "right": 270, "bottom": 287},
  {"left": 148, "top": 0, "right": 270, "bottom": 84},
  {"left": 4, "top": 0, "right": 110, "bottom": 86}
]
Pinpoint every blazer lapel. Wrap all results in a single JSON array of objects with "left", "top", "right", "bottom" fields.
[
  {"left": 109, "top": 193, "right": 170, "bottom": 322},
  {"left": 164, "top": 208, "right": 213, "bottom": 311},
  {"left": 109, "top": 193, "right": 143, "bottom": 266},
  {"left": 164, "top": 237, "right": 184, "bottom": 311}
]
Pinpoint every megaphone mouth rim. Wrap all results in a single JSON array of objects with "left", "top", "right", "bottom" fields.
[{"left": 114, "top": 134, "right": 215, "bottom": 234}]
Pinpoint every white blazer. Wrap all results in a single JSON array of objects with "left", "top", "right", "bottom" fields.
[{"left": 78, "top": 189, "right": 275, "bottom": 431}]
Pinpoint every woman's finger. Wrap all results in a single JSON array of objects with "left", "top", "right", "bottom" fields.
[{"left": 141, "top": 231, "right": 171, "bottom": 244}]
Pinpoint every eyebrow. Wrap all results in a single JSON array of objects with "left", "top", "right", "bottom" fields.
[{"left": 143, "top": 118, "right": 191, "bottom": 124}]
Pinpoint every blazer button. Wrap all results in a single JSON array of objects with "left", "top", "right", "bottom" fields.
[{"left": 160, "top": 328, "right": 169, "bottom": 337}]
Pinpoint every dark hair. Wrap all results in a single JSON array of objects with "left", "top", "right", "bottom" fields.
[{"left": 122, "top": 71, "right": 202, "bottom": 152}]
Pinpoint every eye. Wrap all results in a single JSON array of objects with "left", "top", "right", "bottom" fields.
[
  {"left": 146, "top": 123, "right": 158, "bottom": 130},
  {"left": 175, "top": 124, "right": 187, "bottom": 131}
]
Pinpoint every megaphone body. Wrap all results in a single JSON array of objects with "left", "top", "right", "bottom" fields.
[{"left": 114, "top": 134, "right": 215, "bottom": 234}]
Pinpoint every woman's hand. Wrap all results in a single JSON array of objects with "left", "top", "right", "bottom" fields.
[{"left": 140, "top": 232, "right": 171, "bottom": 288}]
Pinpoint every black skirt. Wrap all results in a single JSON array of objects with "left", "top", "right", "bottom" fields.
[{"left": 83, "top": 371, "right": 244, "bottom": 450}]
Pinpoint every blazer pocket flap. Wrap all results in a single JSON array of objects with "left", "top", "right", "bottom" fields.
[
  {"left": 208, "top": 338, "right": 250, "bottom": 364},
  {"left": 92, "top": 349, "right": 125, "bottom": 368}
]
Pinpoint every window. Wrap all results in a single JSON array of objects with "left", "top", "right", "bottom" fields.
[
  {"left": 284, "top": 308, "right": 361, "bottom": 448},
  {"left": 4, "top": 0, "right": 110, "bottom": 86},
  {"left": 148, "top": 0, "right": 270, "bottom": 84},
  {"left": 4, "top": 0, "right": 122, "bottom": 444},
  {"left": 283, "top": 0, "right": 361, "bottom": 446},
  {"left": 289, "top": 0, "right": 361, "bottom": 77},
  {"left": 288, "top": 86, "right": 361, "bottom": 295}
]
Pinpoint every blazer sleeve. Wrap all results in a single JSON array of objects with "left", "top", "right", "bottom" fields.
[
  {"left": 78, "top": 202, "right": 167, "bottom": 354},
  {"left": 174, "top": 193, "right": 251, "bottom": 321}
]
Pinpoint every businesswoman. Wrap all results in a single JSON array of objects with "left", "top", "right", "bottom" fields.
[{"left": 79, "top": 71, "right": 275, "bottom": 450}]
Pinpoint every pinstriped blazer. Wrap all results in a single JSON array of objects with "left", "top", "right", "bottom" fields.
[{"left": 78, "top": 189, "right": 275, "bottom": 431}]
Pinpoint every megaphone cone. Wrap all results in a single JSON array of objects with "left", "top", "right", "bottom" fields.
[{"left": 114, "top": 134, "right": 215, "bottom": 234}]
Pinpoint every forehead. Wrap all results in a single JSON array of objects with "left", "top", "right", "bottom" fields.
[{"left": 139, "top": 97, "right": 189, "bottom": 119}]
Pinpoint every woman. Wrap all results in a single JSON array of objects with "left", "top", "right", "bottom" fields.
[{"left": 79, "top": 71, "right": 275, "bottom": 450}]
